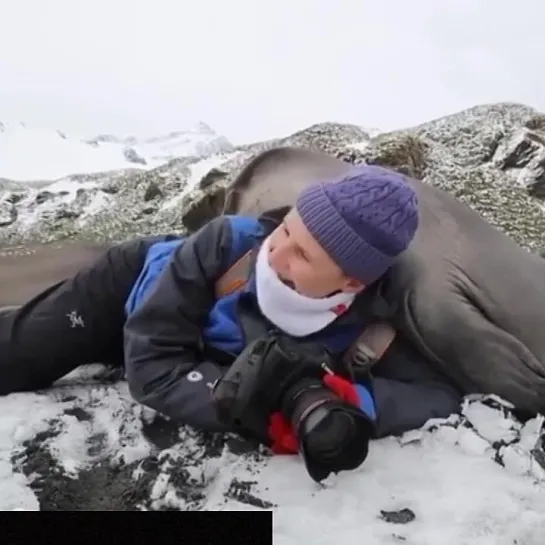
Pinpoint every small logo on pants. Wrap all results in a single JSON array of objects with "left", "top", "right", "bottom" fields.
[{"left": 67, "top": 310, "right": 85, "bottom": 328}]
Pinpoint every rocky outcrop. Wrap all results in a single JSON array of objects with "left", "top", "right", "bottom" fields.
[
  {"left": 0, "top": 201, "right": 16, "bottom": 227},
  {"left": 1, "top": 103, "right": 545, "bottom": 255},
  {"left": 123, "top": 147, "right": 147, "bottom": 166},
  {"left": 494, "top": 124, "right": 545, "bottom": 198},
  {"left": 182, "top": 103, "right": 545, "bottom": 254}
]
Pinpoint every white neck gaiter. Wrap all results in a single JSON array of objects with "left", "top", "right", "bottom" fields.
[{"left": 254, "top": 237, "right": 355, "bottom": 337}]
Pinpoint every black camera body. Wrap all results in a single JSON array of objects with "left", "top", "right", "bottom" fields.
[
  {"left": 212, "top": 333, "right": 331, "bottom": 440},
  {"left": 212, "top": 332, "right": 375, "bottom": 482}
]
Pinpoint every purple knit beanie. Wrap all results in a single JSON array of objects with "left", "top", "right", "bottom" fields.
[{"left": 295, "top": 164, "right": 419, "bottom": 284}]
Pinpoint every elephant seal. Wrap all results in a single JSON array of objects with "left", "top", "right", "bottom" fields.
[
  {"left": 0, "top": 241, "right": 111, "bottom": 307},
  {"left": 218, "top": 146, "right": 545, "bottom": 414}
]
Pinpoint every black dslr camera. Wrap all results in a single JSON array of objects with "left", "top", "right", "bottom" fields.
[{"left": 212, "top": 332, "right": 375, "bottom": 483}]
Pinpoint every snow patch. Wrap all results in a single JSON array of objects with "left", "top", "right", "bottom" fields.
[
  {"left": 161, "top": 151, "right": 241, "bottom": 211},
  {"left": 77, "top": 190, "right": 114, "bottom": 225},
  {"left": 12, "top": 178, "right": 100, "bottom": 231},
  {"left": 347, "top": 140, "right": 371, "bottom": 152}
]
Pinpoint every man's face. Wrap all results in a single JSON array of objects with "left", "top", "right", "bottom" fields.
[{"left": 267, "top": 209, "right": 365, "bottom": 298}]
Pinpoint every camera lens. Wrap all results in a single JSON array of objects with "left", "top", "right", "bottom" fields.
[
  {"left": 303, "top": 410, "right": 356, "bottom": 460},
  {"left": 281, "top": 377, "right": 375, "bottom": 483},
  {"left": 282, "top": 379, "right": 336, "bottom": 430},
  {"left": 282, "top": 378, "right": 358, "bottom": 461}
]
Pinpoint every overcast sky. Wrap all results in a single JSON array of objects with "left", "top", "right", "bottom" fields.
[{"left": 0, "top": 0, "right": 543, "bottom": 144}]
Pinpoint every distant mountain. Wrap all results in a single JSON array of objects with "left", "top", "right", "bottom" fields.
[{"left": 0, "top": 120, "right": 234, "bottom": 182}]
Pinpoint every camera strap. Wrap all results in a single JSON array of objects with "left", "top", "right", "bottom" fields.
[{"left": 236, "top": 292, "right": 272, "bottom": 344}]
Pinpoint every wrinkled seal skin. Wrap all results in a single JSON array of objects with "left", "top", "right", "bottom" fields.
[
  {"left": 220, "top": 146, "right": 545, "bottom": 414},
  {"left": 0, "top": 241, "right": 110, "bottom": 308}
]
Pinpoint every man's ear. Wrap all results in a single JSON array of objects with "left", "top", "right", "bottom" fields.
[{"left": 342, "top": 277, "right": 365, "bottom": 294}]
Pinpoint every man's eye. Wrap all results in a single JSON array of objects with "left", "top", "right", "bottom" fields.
[{"left": 298, "top": 249, "right": 310, "bottom": 261}]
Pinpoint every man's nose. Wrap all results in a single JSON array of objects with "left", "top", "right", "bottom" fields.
[
  {"left": 270, "top": 237, "right": 291, "bottom": 257},
  {"left": 269, "top": 240, "right": 291, "bottom": 270}
]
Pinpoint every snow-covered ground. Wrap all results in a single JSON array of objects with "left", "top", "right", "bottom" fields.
[
  {"left": 1, "top": 365, "right": 544, "bottom": 542},
  {"left": 0, "top": 120, "right": 233, "bottom": 182}
]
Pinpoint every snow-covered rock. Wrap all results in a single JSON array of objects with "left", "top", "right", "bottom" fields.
[
  {"left": 177, "top": 103, "right": 545, "bottom": 254},
  {"left": 2, "top": 103, "right": 545, "bottom": 256},
  {"left": 0, "top": 120, "right": 233, "bottom": 182},
  {"left": 493, "top": 124, "right": 545, "bottom": 198}
]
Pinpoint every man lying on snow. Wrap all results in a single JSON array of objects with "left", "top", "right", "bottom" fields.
[{"left": 0, "top": 166, "right": 462, "bottom": 483}]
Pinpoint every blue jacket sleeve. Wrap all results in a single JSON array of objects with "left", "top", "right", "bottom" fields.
[
  {"left": 123, "top": 216, "right": 235, "bottom": 432},
  {"left": 353, "top": 337, "right": 463, "bottom": 438},
  {"left": 368, "top": 378, "right": 462, "bottom": 438}
]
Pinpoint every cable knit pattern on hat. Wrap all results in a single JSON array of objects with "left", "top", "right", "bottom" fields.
[{"left": 295, "top": 164, "right": 419, "bottom": 284}]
